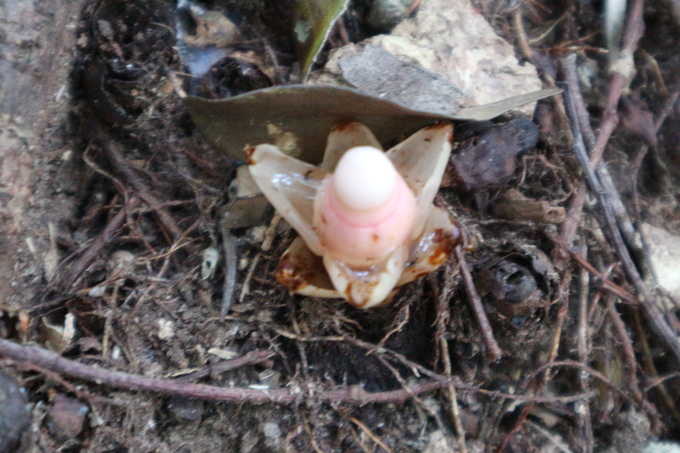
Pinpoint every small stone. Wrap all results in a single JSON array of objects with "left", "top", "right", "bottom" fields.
[
  {"left": 201, "top": 247, "right": 220, "bottom": 280},
  {"left": 108, "top": 250, "right": 136, "bottom": 273},
  {"left": 641, "top": 223, "right": 680, "bottom": 304},
  {"left": 166, "top": 395, "right": 205, "bottom": 422},
  {"left": 157, "top": 319, "right": 175, "bottom": 340},
  {"left": 367, "top": 0, "right": 412, "bottom": 32},
  {"left": 423, "top": 429, "right": 456, "bottom": 453},
  {"left": 46, "top": 395, "right": 88, "bottom": 442},
  {"left": 643, "top": 441, "right": 680, "bottom": 453},
  {"left": 262, "top": 422, "right": 281, "bottom": 439},
  {"left": 0, "top": 372, "right": 31, "bottom": 453}
]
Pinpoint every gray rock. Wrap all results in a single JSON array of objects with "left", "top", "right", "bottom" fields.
[{"left": 0, "top": 371, "right": 31, "bottom": 453}]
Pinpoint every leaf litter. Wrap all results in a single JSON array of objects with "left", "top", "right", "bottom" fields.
[{"left": 2, "top": 0, "right": 680, "bottom": 451}]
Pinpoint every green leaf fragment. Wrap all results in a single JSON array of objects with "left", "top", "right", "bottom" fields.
[{"left": 295, "top": 0, "right": 349, "bottom": 79}]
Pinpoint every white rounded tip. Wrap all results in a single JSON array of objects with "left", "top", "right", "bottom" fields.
[{"left": 333, "top": 146, "right": 397, "bottom": 211}]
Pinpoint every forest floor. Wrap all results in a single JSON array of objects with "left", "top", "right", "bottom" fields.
[{"left": 1, "top": 0, "right": 680, "bottom": 452}]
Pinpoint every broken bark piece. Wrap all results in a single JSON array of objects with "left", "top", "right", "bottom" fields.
[
  {"left": 446, "top": 118, "right": 539, "bottom": 192},
  {"left": 221, "top": 166, "right": 272, "bottom": 230},
  {"left": 490, "top": 189, "right": 566, "bottom": 224}
]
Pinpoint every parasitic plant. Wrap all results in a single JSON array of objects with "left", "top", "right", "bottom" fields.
[{"left": 246, "top": 121, "right": 462, "bottom": 308}]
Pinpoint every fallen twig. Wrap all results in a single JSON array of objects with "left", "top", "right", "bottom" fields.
[
  {"left": 91, "top": 125, "right": 185, "bottom": 242},
  {"left": 455, "top": 246, "right": 503, "bottom": 361},
  {"left": 405, "top": 0, "right": 423, "bottom": 17},
  {"left": 431, "top": 268, "right": 467, "bottom": 453},
  {"left": 56, "top": 207, "right": 127, "bottom": 289},
  {"left": 220, "top": 230, "right": 238, "bottom": 318},
  {"left": 0, "top": 339, "right": 447, "bottom": 405},
  {"left": 567, "top": 251, "right": 636, "bottom": 303},
  {"left": 350, "top": 417, "right": 393, "bottom": 453},
  {"left": 560, "top": 54, "right": 638, "bottom": 253},
  {"left": 562, "top": 84, "right": 680, "bottom": 362},
  {"left": 0, "top": 339, "right": 592, "bottom": 406},
  {"left": 576, "top": 246, "right": 594, "bottom": 453},
  {"left": 173, "top": 350, "right": 275, "bottom": 383}
]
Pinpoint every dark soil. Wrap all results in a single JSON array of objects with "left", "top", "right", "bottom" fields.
[{"left": 1, "top": 0, "right": 680, "bottom": 452}]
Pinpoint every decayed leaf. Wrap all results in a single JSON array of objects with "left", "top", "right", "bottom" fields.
[
  {"left": 490, "top": 189, "right": 566, "bottom": 225},
  {"left": 39, "top": 313, "right": 76, "bottom": 353},
  {"left": 295, "top": 0, "right": 349, "bottom": 79},
  {"left": 447, "top": 118, "right": 540, "bottom": 192},
  {"left": 183, "top": 84, "right": 561, "bottom": 162}
]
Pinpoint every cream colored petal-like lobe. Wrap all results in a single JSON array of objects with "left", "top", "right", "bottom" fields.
[
  {"left": 247, "top": 144, "right": 328, "bottom": 255},
  {"left": 320, "top": 121, "right": 383, "bottom": 171},
  {"left": 386, "top": 122, "right": 453, "bottom": 235},
  {"left": 323, "top": 246, "right": 409, "bottom": 308},
  {"left": 275, "top": 236, "right": 340, "bottom": 298},
  {"left": 398, "top": 206, "right": 461, "bottom": 286}
]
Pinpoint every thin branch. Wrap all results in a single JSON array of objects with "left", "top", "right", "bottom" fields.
[
  {"left": 173, "top": 350, "right": 275, "bottom": 383},
  {"left": 56, "top": 207, "right": 127, "bottom": 289},
  {"left": 220, "top": 231, "right": 238, "bottom": 318},
  {"left": 562, "top": 84, "right": 680, "bottom": 362},
  {"left": 0, "top": 339, "right": 447, "bottom": 405},
  {"left": 0, "top": 339, "right": 592, "bottom": 406},
  {"left": 576, "top": 245, "right": 594, "bottom": 453},
  {"left": 350, "top": 418, "right": 393, "bottom": 453},
  {"left": 91, "top": 125, "right": 185, "bottom": 242},
  {"left": 455, "top": 246, "right": 502, "bottom": 361}
]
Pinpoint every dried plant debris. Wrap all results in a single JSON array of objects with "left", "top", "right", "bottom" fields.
[
  {"left": 7, "top": 0, "right": 680, "bottom": 451},
  {"left": 446, "top": 118, "right": 540, "bottom": 193},
  {"left": 490, "top": 189, "right": 566, "bottom": 224}
]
